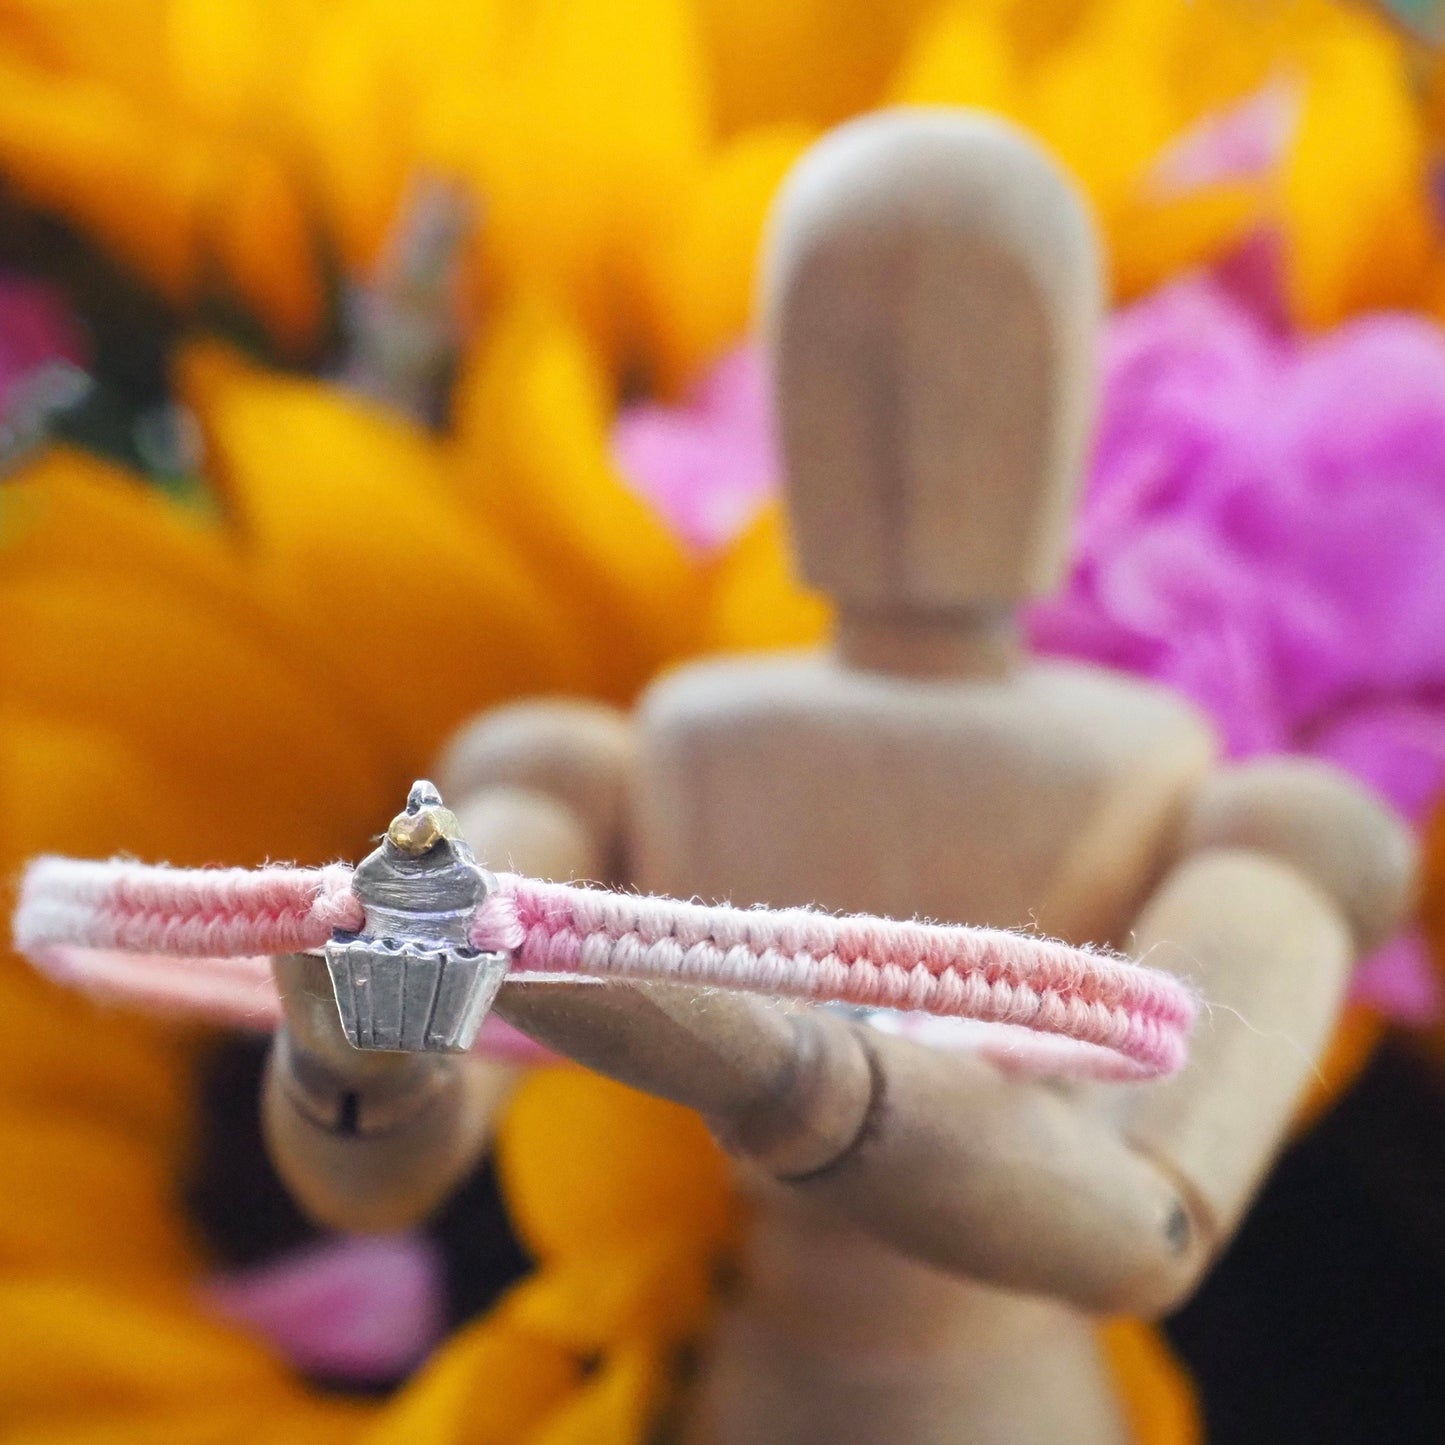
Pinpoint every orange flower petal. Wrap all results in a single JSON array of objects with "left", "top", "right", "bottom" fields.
[
  {"left": 529, "top": 1341, "right": 668, "bottom": 1445},
  {"left": 451, "top": 298, "right": 704, "bottom": 697},
  {"left": 1112, "top": 186, "right": 1262, "bottom": 303},
  {"left": 1100, "top": 1318, "right": 1202, "bottom": 1445},
  {"left": 5, "top": 447, "right": 264, "bottom": 632},
  {"left": 694, "top": 0, "right": 934, "bottom": 136},
  {"left": 0, "top": 1113, "right": 198, "bottom": 1284},
  {"left": 1291, "top": 1002, "right": 1385, "bottom": 1137},
  {"left": 180, "top": 341, "right": 595, "bottom": 762},
  {"left": 0, "top": 54, "right": 205, "bottom": 300},
  {"left": 365, "top": 1316, "right": 581, "bottom": 1445},
  {"left": 454, "top": 0, "right": 709, "bottom": 364},
  {"left": 1025, "top": 13, "right": 1180, "bottom": 245},
  {"left": 496, "top": 1068, "right": 733, "bottom": 1262},
  {"left": 0, "top": 0, "right": 171, "bottom": 111},
  {"left": 207, "top": 148, "right": 325, "bottom": 356},
  {"left": 0, "top": 970, "right": 188, "bottom": 1166},
  {"left": 164, "top": 0, "right": 330, "bottom": 139},
  {"left": 505, "top": 1232, "right": 717, "bottom": 1352},
  {"left": 1280, "top": 9, "right": 1433, "bottom": 328},
  {"left": 646, "top": 123, "right": 817, "bottom": 396},
  {"left": 291, "top": 0, "right": 418, "bottom": 274},
  {"left": 3, "top": 1405, "right": 366, "bottom": 1445},
  {"left": 705, "top": 505, "right": 831, "bottom": 655},
  {"left": 889, "top": 3, "right": 1020, "bottom": 113},
  {"left": 0, "top": 1278, "right": 341, "bottom": 1423},
  {"left": 0, "top": 711, "right": 206, "bottom": 1164},
  {"left": 0, "top": 570, "right": 387, "bottom": 862}
]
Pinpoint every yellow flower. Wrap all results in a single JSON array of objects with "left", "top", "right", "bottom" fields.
[
  {"left": 0, "top": 0, "right": 1435, "bottom": 375},
  {"left": 0, "top": 364, "right": 1209, "bottom": 1443},
  {"left": 1, "top": 5, "right": 1429, "bottom": 1441},
  {"left": 0, "top": 1, "right": 326, "bottom": 350},
  {"left": 642, "top": 122, "right": 818, "bottom": 395},
  {"left": 357, "top": 1069, "right": 733, "bottom": 1444},
  {"left": 447, "top": 296, "right": 705, "bottom": 690},
  {"left": 0, "top": 0, "right": 711, "bottom": 369},
  {"left": 1278, "top": 3, "right": 1435, "bottom": 325},
  {"left": 691, "top": 0, "right": 935, "bottom": 136},
  {"left": 0, "top": 301, "right": 717, "bottom": 1438},
  {"left": 887, "top": 0, "right": 1436, "bottom": 315},
  {"left": 645, "top": 0, "right": 1443, "bottom": 381}
]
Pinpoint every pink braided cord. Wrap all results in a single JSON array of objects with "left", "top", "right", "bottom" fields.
[
  {"left": 15, "top": 858, "right": 362, "bottom": 957},
  {"left": 14, "top": 857, "right": 1197, "bottom": 1080}
]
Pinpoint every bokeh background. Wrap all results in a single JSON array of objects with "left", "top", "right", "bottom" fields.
[{"left": 3, "top": 0, "right": 1445, "bottom": 1440}]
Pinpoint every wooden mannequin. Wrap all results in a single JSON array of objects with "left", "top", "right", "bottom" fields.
[{"left": 264, "top": 110, "right": 1414, "bottom": 1442}]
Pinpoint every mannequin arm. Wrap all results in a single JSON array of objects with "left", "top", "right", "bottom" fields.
[
  {"left": 263, "top": 951, "right": 514, "bottom": 1232},
  {"left": 268, "top": 732, "right": 1410, "bottom": 1307},
  {"left": 491, "top": 762, "right": 1413, "bottom": 1315},
  {"left": 1098, "top": 760, "right": 1415, "bottom": 1243},
  {"left": 487, "top": 847, "right": 1352, "bottom": 1312},
  {"left": 263, "top": 699, "right": 632, "bottom": 1232},
  {"left": 496, "top": 977, "right": 1199, "bottom": 1313}
]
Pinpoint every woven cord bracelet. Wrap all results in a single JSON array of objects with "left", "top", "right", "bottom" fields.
[{"left": 13, "top": 781, "right": 1197, "bottom": 1082}]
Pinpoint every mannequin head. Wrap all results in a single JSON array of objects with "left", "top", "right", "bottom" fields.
[{"left": 763, "top": 108, "right": 1103, "bottom": 660}]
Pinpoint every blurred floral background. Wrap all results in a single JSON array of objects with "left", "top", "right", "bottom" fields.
[{"left": 5, "top": 0, "right": 1445, "bottom": 1440}]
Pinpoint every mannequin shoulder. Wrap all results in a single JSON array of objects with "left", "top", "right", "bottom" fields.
[{"left": 1175, "top": 756, "right": 1416, "bottom": 954}]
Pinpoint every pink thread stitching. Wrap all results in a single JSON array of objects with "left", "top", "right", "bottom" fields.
[{"left": 14, "top": 858, "right": 1197, "bottom": 1080}]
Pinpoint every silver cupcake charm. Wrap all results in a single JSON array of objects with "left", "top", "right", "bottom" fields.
[{"left": 323, "top": 781, "right": 508, "bottom": 1052}]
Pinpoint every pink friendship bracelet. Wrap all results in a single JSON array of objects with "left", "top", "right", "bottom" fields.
[{"left": 12, "top": 782, "right": 1197, "bottom": 1082}]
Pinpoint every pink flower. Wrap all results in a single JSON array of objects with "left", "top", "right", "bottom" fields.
[
  {"left": 203, "top": 1232, "right": 447, "bottom": 1383},
  {"left": 620, "top": 277, "right": 1445, "bottom": 823},
  {"left": 614, "top": 274, "right": 1445, "bottom": 1018},
  {"left": 1147, "top": 75, "right": 1301, "bottom": 198},
  {"left": 0, "top": 273, "right": 85, "bottom": 412},
  {"left": 612, "top": 347, "right": 777, "bottom": 551},
  {"left": 1034, "top": 276, "right": 1445, "bottom": 819}
]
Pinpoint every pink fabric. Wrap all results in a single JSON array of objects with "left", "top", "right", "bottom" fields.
[
  {"left": 14, "top": 858, "right": 363, "bottom": 958},
  {"left": 494, "top": 875, "right": 1193, "bottom": 1080},
  {"left": 203, "top": 1233, "right": 447, "bottom": 1382},
  {"left": 15, "top": 857, "right": 1198, "bottom": 1081}
]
